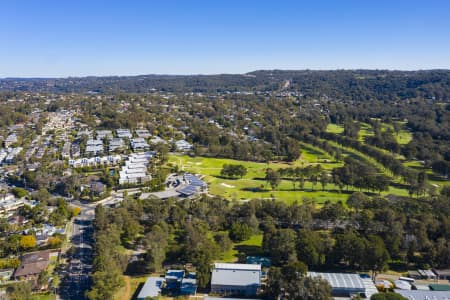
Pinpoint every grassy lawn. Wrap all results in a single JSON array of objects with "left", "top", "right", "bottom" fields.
[
  {"left": 219, "top": 234, "right": 264, "bottom": 262},
  {"left": 359, "top": 122, "right": 374, "bottom": 142},
  {"left": 31, "top": 294, "right": 56, "bottom": 300},
  {"left": 169, "top": 154, "right": 349, "bottom": 204},
  {"left": 327, "top": 121, "right": 412, "bottom": 145},
  {"left": 326, "top": 123, "right": 344, "bottom": 134},
  {"left": 115, "top": 275, "right": 149, "bottom": 300}
]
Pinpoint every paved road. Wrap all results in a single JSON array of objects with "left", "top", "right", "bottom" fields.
[
  {"left": 57, "top": 195, "right": 125, "bottom": 299},
  {"left": 58, "top": 208, "right": 94, "bottom": 300}
]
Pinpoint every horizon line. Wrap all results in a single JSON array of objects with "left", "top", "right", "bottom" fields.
[{"left": 1, "top": 68, "right": 450, "bottom": 79}]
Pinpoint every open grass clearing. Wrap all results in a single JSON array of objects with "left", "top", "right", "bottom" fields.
[
  {"left": 115, "top": 275, "right": 153, "bottom": 300},
  {"left": 219, "top": 234, "right": 263, "bottom": 262},
  {"left": 32, "top": 294, "right": 56, "bottom": 300}
]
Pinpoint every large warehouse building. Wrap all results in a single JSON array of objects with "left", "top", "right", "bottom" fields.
[
  {"left": 211, "top": 263, "right": 261, "bottom": 297},
  {"left": 308, "top": 272, "right": 377, "bottom": 298}
]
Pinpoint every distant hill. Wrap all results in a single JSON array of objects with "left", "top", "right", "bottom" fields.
[{"left": 1, "top": 70, "right": 449, "bottom": 101}]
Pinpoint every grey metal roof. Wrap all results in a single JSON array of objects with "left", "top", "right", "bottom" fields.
[
  {"left": 137, "top": 277, "right": 164, "bottom": 299},
  {"left": 140, "top": 190, "right": 180, "bottom": 199},
  {"left": 308, "top": 272, "right": 365, "bottom": 289},
  {"left": 211, "top": 265, "right": 261, "bottom": 287},
  {"left": 394, "top": 289, "right": 450, "bottom": 299},
  {"left": 177, "top": 185, "right": 198, "bottom": 196}
]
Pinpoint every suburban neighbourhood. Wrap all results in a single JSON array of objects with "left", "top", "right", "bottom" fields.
[{"left": 0, "top": 74, "right": 449, "bottom": 300}]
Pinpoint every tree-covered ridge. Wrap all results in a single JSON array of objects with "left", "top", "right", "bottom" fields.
[{"left": 1, "top": 70, "right": 450, "bottom": 99}]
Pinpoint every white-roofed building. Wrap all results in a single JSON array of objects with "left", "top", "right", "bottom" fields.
[
  {"left": 85, "top": 139, "right": 104, "bottom": 156},
  {"left": 137, "top": 277, "right": 165, "bottom": 300},
  {"left": 0, "top": 195, "right": 25, "bottom": 218},
  {"left": 308, "top": 272, "right": 377, "bottom": 298},
  {"left": 116, "top": 128, "right": 132, "bottom": 139},
  {"left": 109, "top": 138, "right": 125, "bottom": 152},
  {"left": 131, "top": 138, "right": 150, "bottom": 151},
  {"left": 175, "top": 140, "right": 193, "bottom": 152},
  {"left": 118, "top": 152, "right": 155, "bottom": 185},
  {"left": 211, "top": 263, "right": 261, "bottom": 297},
  {"left": 4, "top": 133, "right": 18, "bottom": 147},
  {"left": 394, "top": 289, "right": 450, "bottom": 299},
  {"left": 0, "top": 149, "right": 8, "bottom": 164},
  {"left": 149, "top": 136, "right": 166, "bottom": 145},
  {"left": 69, "top": 155, "right": 121, "bottom": 168},
  {"left": 77, "top": 129, "right": 93, "bottom": 139},
  {"left": 135, "top": 129, "right": 151, "bottom": 138},
  {"left": 4, "top": 147, "right": 23, "bottom": 164},
  {"left": 96, "top": 130, "right": 113, "bottom": 140}
]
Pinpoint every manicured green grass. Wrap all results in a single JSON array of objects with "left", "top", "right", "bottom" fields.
[
  {"left": 295, "top": 143, "right": 343, "bottom": 170},
  {"left": 326, "top": 123, "right": 344, "bottom": 134},
  {"left": 394, "top": 130, "right": 413, "bottom": 145},
  {"left": 169, "top": 154, "right": 350, "bottom": 204},
  {"left": 219, "top": 234, "right": 264, "bottom": 262},
  {"left": 359, "top": 122, "right": 374, "bottom": 142},
  {"left": 327, "top": 121, "right": 412, "bottom": 145}
]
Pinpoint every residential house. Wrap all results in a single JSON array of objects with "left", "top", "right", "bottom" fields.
[
  {"left": 175, "top": 140, "right": 193, "bottom": 152},
  {"left": 71, "top": 143, "right": 81, "bottom": 158},
  {"left": 62, "top": 141, "right": 71, "bottom": 159},
  {"left": 96, "top": 130, "right": 113, "bottom": 140},
  {"left": 135, "top": 129, "right": 151, "bottom": 138},
  {"left": 4, "top": 147, "right": 23, "bottom": 164},
  {"left": 85, "top": 139, "right": 104, "bottom": 156},
  {"left": 14, "top": 251, "right": 51, "bottom": 281},
  {"left": 0, "top": 194, "right": 24, "bottom": 218},
  {"left": 77, "top": 129, "right": 92, "bottom": 139},
  {"left": 131, "top": 138, "right": 150, "bottom": 151},
  {"left": 4, "top": 133, "right": 18, "bottom": 147},
  {"left": 149, "top": 136, "right": 166, "bottom": 145},
  {"left": 69, "top": 155, "right": 121, "bottom": 168},
  {"left": 109, "top": 138, "right": 125, "bottom": 152},
  {"left": 116, "top": 129, "right": 132, "bottom": 139},
  {"left": 89, "top": 181, "right": 106, "bottom": 196}
]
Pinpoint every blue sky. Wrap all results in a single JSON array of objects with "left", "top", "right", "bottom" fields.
[{"left": 1, "top": 0, "right": 450, "bottom": 77}]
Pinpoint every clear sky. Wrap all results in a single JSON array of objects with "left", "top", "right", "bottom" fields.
[{"left": 1, "top": 0, "right": 450, "bottom": 77}]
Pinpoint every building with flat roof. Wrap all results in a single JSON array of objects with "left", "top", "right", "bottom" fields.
[
  {"left": 137, "top": 277, "right": 165, "bottom": 300},
  {"left": 211, "top": 263, "right": 261, "bottom": 297}
]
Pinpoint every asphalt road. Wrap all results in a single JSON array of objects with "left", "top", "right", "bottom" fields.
[
  {"left": 58, "top": 208, "right": 95, "bottom": 300},
  {"left": 57, "top": 192, "right": 129, "bottom": 299}
]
